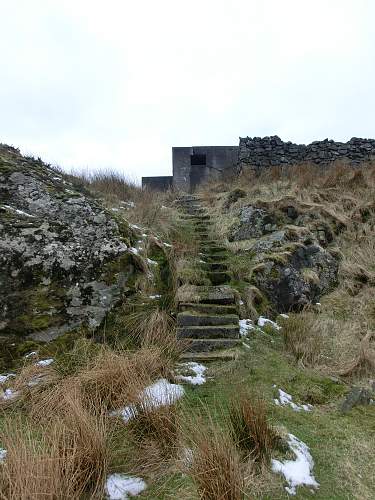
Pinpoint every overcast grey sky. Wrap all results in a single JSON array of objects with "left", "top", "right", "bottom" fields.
[{"left": 1, "top": 1, "right": 375, "bottom": 181}]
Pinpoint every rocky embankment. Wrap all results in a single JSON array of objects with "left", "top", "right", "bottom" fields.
[
  {"left": 223, "top": 191, "right": 342, "bottom": 314},
  {"left": 0, "top": 144, "right": 141, "bottom": 364}
]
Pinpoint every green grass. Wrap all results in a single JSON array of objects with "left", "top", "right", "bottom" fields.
[{"left": 133, "top": 329, "right": 375, "bottom": 499}]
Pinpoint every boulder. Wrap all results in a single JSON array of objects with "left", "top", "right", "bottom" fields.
[
  {"left": 251, "top": 242, "right": 339, "bottom": 312},
  {"left": 229, "top": 206, "right": 280, "bottom": 241},
  {"left": 0, "top": 144, "right": 139, "bottom": 343}
]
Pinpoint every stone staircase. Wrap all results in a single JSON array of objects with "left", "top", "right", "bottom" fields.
[{"left": 175, "top": 195, "right": 241, "bottom": 360}]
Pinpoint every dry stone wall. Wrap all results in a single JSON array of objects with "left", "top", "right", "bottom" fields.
[{"left": 239, "top": 136, "right": 375, "bottom": 171}]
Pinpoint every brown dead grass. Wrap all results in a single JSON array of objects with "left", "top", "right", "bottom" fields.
[
  {"left": 189, "top": 422, "right": 245, "bottom": 500},
  {"left": 0, "top": 408, "right": 108, "bottom": 499},
  {"left": 228, "top": 394, "right": 278, "bottom": 465}
]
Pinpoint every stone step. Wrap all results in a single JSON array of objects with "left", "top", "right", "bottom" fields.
[
  {"left": 179, "top": 302, "right": 238, "bottom": 315},
  {"left": 180, "top": 350, "right": 239, "bottom": 362},
  {"left": 182, "top": 338, "right": 242, "bottom": 352},
  {"left": 207, "top": 271, "right": 231, "bottom": 285},
  {"left": 180, "top": 214, "right": 210, "bottom": 221},
  {"left": 177, "top": 325, "right": 239, "bottom": 339},
  {"left": 194, "top": 285, "right": 236, "bottom": 305},
  {"left": 201, "top": 253, "right": 228, "bottom": 262},
  {"left": 177, "top": 311, "right": 239, "bottom": 327},
  {"left": 200, "top": 245, "right": 227, "bottom": 253},
  {"left": 202, "top": 262, "right": 229, "bottom": 272}
]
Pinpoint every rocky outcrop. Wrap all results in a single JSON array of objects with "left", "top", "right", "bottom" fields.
[
  {"left": 251, "top": 242, "right": 339, "bottom": 312},
  {"left": 227, "top": 202, "right": 340, "bottom": 312},
  {"left": 239, "top": 136, "right": 375, "bottom": 171},
  {"left": 0, "top": 144, "right": 140, "bottom": 343}
]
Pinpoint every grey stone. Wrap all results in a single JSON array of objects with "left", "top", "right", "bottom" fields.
[{"left": 341, "top": 387, "right": 375, "bottom": 413}]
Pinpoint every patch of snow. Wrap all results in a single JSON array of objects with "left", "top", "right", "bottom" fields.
[
  {"left": 36, "top": 358, "right": 54, "bottom": 367},
  {"left": 128, "top": 247, "right": 139, "bottom": 255},
  {"left": 112, "top": 378, "right": 184, "bottom": 423},
  {"left": 0, "top": 448, "right": 6, "bottom": 463},
  {"left": 161, "top": 205, "right": 168, "bottom": 209},
  {"left": 274, "top": 389, "right": 313, "bottom": 412},
  {"left": 258, "top": 316, "right": 281, "bottom": 331},
  {"left": 2, "top": 388, "right": 19, "bottom": 400},
  {"left": 141, "top": 233, "right": 147, "bottom": 237},
  {"left": 163, "top": 242, "right": 172, "bottom": 248},
  {"left": 3, "top": 205, "right": 35, "bottom": 218},
  {"left": 149, "top": 294, "right": 161, "bottom": 300},
  {"left": 239, "top": 300, "right": 244, "bottom": 305},
  {"left": 24, "top": 351, "right": 38, "bottom": 359},
  {"left": 0, "top": 374, "right": 15, "bottom": 384},
  {"left": 242, "top": 342, "right": 251, "bottom": 349},
  {"left": 181, "top": 447, "right": 193, "bottom": 468},
  {"left": 176, "top": 362, "right": 207, "bottom": 385},
  {"left": 121, "top": 201, "right": 135, "bottom": 209},
  {"left": 130, "top": 223, "right": 141, "bottom": 230},
  {"left": 147, "top": 258, "right": 158, "bottom": 265},
  {"left": 280, "top": 313, "right": 289, "bottom": 319},
  {"left": 315, "top": 302, "right": 321, "bottom": 306},
  {"left": 105, "top": 473, "right": 146, "bottom": 499},
  {"left": 111, "top": 208, "right": 120, "bottom": 212},
  {"left": 272, "top": 433, "right": 319, "bottom": 495},
  {"left": 239, "top": 319, "right": 255, "bottom": 337}
]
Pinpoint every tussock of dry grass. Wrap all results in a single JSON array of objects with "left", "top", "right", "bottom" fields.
[
  {"left": 280, "top": 312, "right": 324, "bottom": 366},
  {"left": 189, "top": 422, "right": 245, "bottom": 500},
  {"left": 229, "top": 394, "right": 278, "bottom": 465},
  {"left": 0, "top": 410, "right": 108, "bottom": 500}
]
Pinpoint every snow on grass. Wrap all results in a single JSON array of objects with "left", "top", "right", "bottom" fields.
[
  {"left": 176, "top": 362, "right": 207, "bottom": 385},
  {"left": 279, "top": 313, "right": 289, "bottom": 319},
  {"left": 105, "top": 473, "right": 146, "bottom": 499},
  {"left": 163, "top": 242, "right": 172, "bottom": 248},
  {"left": 258, "top": 316, "right": 281, "bottom": 331},
  {"left": 2, "top": 388, "right": 19, "bottom": 400},
  {"left": 147, "top": 258, "right": 158, "bottom": 265},
  {"left": 0, "top": 373, "right": 15, "bottom": 384},
  {"left": 128, "top": 247, "right": 139, "bottom": 255},
  {"left": 274, "top": 388, "right": 313, "bottom": 412},
  {"left": 24, "top": 351, "right": 38, "bottom": 359},
  {"left": 111, "top": 378, "right": 184, "bottom": 423},
  {"left": 36, "top": 358, "right": 54, "bottom": 367},
  {"left": 239, "top": 319, "right": 255, "bottom": 337},
  {"left": 272, "top": 433, "right": 319, "bottom": 495},
  {"left": 149, "top": 294, "right": 161, "bottom": 299},
  {"left": 0, "top": 448, "right": 6, "bottom": 463}
]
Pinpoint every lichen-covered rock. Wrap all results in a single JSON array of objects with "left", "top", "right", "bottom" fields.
[
  {"left": 0, "top": 144, "right": 139, "bottom": 342},
  {"left": 251, "top": 242, "right": 339, "bottom": 312},
  {"left": 229, "top": 205, "right": 280, "bottom": 241}
]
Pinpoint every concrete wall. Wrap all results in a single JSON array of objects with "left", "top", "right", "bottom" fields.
[
  {"left": 172, "top": 146, "right": 239, "bottom": 192},
  {"left": 142, "top": 176, "right": 173, "bottom": 191}
]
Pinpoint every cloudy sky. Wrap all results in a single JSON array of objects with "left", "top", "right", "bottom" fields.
[{"left": 1, "top": 1, "right": 375, "bottom": 182}]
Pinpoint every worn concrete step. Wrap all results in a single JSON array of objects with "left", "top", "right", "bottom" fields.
[
  {"left": 200, "top": 245, "right": 227, "bottom": 253},
  {"left": 193, "top": 285, "right": 236, "bottom": 305},
  {"left": 181, "top": 214, "right": 210, "bottom": 221},
  {"left": 177, "top": 311, "right": 239, "bottom": 327},
  {"left": 177, "top": 325, "right": 239, "bottom": 339},
  {"left": 202, "top": 262, "right": 229, "bottom": 272},
  {"left": 182, "top": 338, "right": 242, "bottom": 352},
  {"left": 201, "top": 253, "right": 228, "bottom": 262},
  {"left": 179, "top": 302, "right": 238, "bottom": 315},
  {"left": 180, "top": 350, "right": 239, "bottom": 361},
  {"left": 207, "top": 271, "right": 231, "bottom": 285}
]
